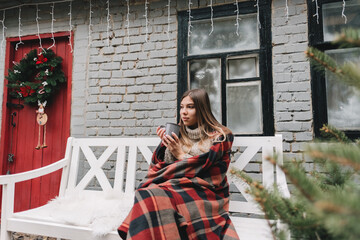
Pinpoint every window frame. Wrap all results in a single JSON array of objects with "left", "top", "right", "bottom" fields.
[
  {"left": 177, "top": 1, "right": 274, "bottom": 136},
  {"left": 307, "top": 0, "right": 360, "bottom": 139}
]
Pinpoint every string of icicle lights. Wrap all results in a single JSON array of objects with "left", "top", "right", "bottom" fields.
[
  {"left": 15, "top": 7, "right": 23, "bottom": 51},
  {"left": 0, "top": 11, "right": 6, "bottom": 58},
  {"left": 234, "top": 0, "right": 240, "bottom": 36},
  {"left": 88, "top": 0, "right": 93, "bottom": 47},
  {"left": 36, "top": 4, "right": 45, "bottom": 51},
  {"left": 48, "top": 2, "right": 56, "bottom": 50},
  {"left": 68, "top": 1, "right": 73, "bottom": 53},
  {"left": 166, "top": 0, "right": 171, "bottom": 40},
  {"left": 106, "top": 0, "right": 111, "bottom": 46},
  {"left": 0, "top": 0, "right": 351, "bottom": 56}
]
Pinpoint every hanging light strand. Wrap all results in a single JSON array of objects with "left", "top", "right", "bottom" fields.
[
  {"left": 188, "top": 0, "right": 193, "bottom": 37},
  {"left": 0, "top": 0, "right": 72, "bottom": 12},
  {"left": 15, "top": 7, "right": 24, "bottom": 51},
  {"left": 342, "top": 0, "right": 347, "bottom": 24},
  {"left": 48, "top": 2, "right": 56, "bottom": 50},
  {"left": 0, "top": 11, "right": 6, "bottom": 58},
  {"left": 255, "top": 0, "right": 261, "bottom": 29},
  {"left": 106, "top": 0, "right": 111, "bottom": 46},
  {"left": 234, "top": 0, "right": 240, "bottom": 36},
  {"left": 88, "top": 0, "right": 93, "bottom": 47},
  {"left": 166, "top": 0, "right": 171, "bottom": 40},
  {"left": 209, "top": 0, "right": 214, "bottom": 35},
  {"left": 126, "top": 0, "right": 130, "bottom": 44},
  {"left": 285, "top": 0, "right": 289, "bottom": 20},
  {"left": 313, "top": 0, "right": 319, "bottom": 24},
  {"left": 144, "top": 0, "right": 149, "bottom": 42},
  {"left": 36, "top": 4, "right": 45, "bottom": 52},
  {"left": 68, "top": 1, "right": 73, "bottom": 52}
]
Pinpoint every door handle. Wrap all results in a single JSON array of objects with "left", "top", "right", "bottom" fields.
[{"left": 11, "top": 112, "right": 16, "bottom": 127}]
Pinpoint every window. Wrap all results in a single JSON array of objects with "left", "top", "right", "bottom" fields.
[
  {"left": 308, "top": 0, "right": 360, "bottom": 138},
  {"left": 177, "top": 1, "right": 273, "bottom": 136}
]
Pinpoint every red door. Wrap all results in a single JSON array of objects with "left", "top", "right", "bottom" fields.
[{"left": 0, "top": 33, "right": 72, "bottom": 212}]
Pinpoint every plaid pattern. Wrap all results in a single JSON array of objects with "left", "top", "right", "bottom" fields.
[{"left": 118, "top": 134, "right": 239, "bottom": 240}]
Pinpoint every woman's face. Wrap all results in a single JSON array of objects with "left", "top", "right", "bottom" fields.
[{"left": 180, "top": 96, "right": 198, "bottom": 127}]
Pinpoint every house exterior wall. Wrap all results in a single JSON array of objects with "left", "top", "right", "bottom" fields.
[
  {"left": 0, "top": 0, "right": 314, "bottom": 180},
  {"left": 272, "top": 0, "right": 313, "bottom": 166}
]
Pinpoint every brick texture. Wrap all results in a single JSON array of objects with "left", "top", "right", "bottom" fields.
[{"left": 272, "top": 0, "right": 313, "bottom": 161}]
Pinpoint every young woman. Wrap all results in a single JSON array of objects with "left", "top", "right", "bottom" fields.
[{"left": 118, "top": 89, "right": 239, "bottom": 240}]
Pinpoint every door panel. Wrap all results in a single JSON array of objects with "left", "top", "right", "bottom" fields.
[{"left": 1, "top": 35, "right": 71, "bottom": 212}]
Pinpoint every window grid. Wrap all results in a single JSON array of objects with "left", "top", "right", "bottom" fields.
[
  {"left": 308, "top": 0, "right": 360, "bottom": 139},
  {"left": 177, "top": 1, "right": 273, "bottom": 136}
]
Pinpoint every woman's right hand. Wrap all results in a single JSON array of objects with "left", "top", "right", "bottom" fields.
[{"left": 156, "top": 126, "right": 166, "bottom": 143}]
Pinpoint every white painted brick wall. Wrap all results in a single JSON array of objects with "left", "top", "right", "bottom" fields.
[{"left": 272, "top": 0, "right": 312, "bottom": 161}]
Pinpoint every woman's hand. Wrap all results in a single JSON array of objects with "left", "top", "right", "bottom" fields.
[
  {"left": 163, "top": 133, "right": 186, "bottom": 160},
  {"left": 156, "top": 126, "right": 166, "bottom": 141}
]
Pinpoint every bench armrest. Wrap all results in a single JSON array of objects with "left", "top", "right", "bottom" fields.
[
  {"left": 0, "top": 158, "right": 69, "bottom": 185},
  {"left": 0, "top": 157, "right": 70, "bottom": 226}
]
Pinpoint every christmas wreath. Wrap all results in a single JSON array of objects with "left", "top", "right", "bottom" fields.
[{"left": 6, "top": 49, "right": 66, "bottom": 104}]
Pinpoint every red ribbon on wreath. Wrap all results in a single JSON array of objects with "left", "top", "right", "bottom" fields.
[
  {"left": 36, "top": 54, "right": 48, "bottom": 65},
  {"left": 18, "top": 86, "right": 35, "bottom": 97}
]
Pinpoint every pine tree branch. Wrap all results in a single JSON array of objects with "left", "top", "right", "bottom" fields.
[
  {"left": 314, "top": 200, "right": 353, "bottom": 215},
  {"left": 230, "top": 167, "right": 324, "bottom": 238},
  {"left": 320, "top": 125, "right": 352, "bottom": 143},
  {"left": 229, "top": 168, "right": 277, "bottom": 240},
  {"left": 305, "top": 47, "right": 360, "bottom": 90},
  {"left": 334, "top": 28, "right": 360, "bottom": 48},
  {"left": 266, "top": 156, "right": 320, "bottom": 202},
  {"left": 308, "top": 144, "right": 360, "bottom": 172},
  {"left": 308, "top": 148, "right": 360, "bottom": 172}
]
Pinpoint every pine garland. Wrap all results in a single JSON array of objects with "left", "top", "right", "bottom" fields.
[{"left": 6, "top": 49, "right": 66, "bottom": 104}]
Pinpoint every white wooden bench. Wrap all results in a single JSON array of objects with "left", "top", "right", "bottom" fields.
[{"left": 0, "top": 135, "right": 290, "bottom": 240}]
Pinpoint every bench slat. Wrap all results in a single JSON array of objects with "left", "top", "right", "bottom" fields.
[
  {"left": 75, "top": 145, "right": 116, "bottom": 191},
  {"left": 7, "top": 218, "right": 120, "bottom": 240},
  {"left": 138, "top": 145, "right": 154, "bottom": 165},
  {"left": 229, "top": 201, "right": 263, "bottom": 215},
  {"left": 114, "top": 145, "right": 127, "bottom": 192},
  {"left": 125, "top": 146, "right": 137, "bottom": 194},
  {"left": 232, "top": 145, "right": 261, "bottom": 170},
  {"left": 67, "top": 144, "right": 81, "bottom": 192},
  {"left": 262, "top": 145, "right": 275, "bottom": 188}
]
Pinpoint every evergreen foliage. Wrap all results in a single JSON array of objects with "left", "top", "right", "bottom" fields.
[
  {"left": 231, "top": 28, "right": 360, "bottom": 240},
  {"left": 6, "top": 49, "right": 66, "bottom": 105}
]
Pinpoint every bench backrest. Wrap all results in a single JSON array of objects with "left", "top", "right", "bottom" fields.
[
  {"left": 60, "top": 135, "right": 289, "bottom": 216},
  {"left": 61, "top": 137, "right": 160, "bottom": 195},
  {"left": 228, "top": 134, "right": 290, "bottom": 215}
]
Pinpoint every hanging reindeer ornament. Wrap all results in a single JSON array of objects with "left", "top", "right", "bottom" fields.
[{"left": 36, "top": 100, "right": 48, "bottom": 149}]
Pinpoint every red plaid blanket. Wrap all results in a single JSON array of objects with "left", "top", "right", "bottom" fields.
[{"left": 118, "top": 134, "right": 239, "bottom": 240}]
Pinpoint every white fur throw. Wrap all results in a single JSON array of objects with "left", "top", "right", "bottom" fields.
[{"left": 46, "top": 190, "right": 134, "bottom": 238}]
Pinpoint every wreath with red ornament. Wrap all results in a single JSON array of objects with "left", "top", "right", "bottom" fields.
[{"left": 6, "top": 49, "right": 66, "bottom": 104}]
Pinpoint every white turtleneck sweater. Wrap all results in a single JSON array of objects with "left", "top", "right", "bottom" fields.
[{"left": 164, "top": 126, "right": 213, "bottom": 163}]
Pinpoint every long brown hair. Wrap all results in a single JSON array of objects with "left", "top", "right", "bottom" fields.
[{"left": 179, "top": 89, "right": 231, "bottom": 149}]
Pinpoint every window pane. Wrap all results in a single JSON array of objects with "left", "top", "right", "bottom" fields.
[
  {"left": 188, "top": 14, "right": 258, "bottom": 55},
  {"left": 323, "top": 0, "right": 360, "bottom": 42},
  {"left": 227, "top": 56, "right": 258, "bottom": 79},
  {"left": 226, "top": 82, "right": 262, "bottom": 134},
  {"left": 325, "top": 48, "right": 360, "bottom": 130},
  {"left": 189, "top": 59, "right": 222, "bottom": 122}
]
